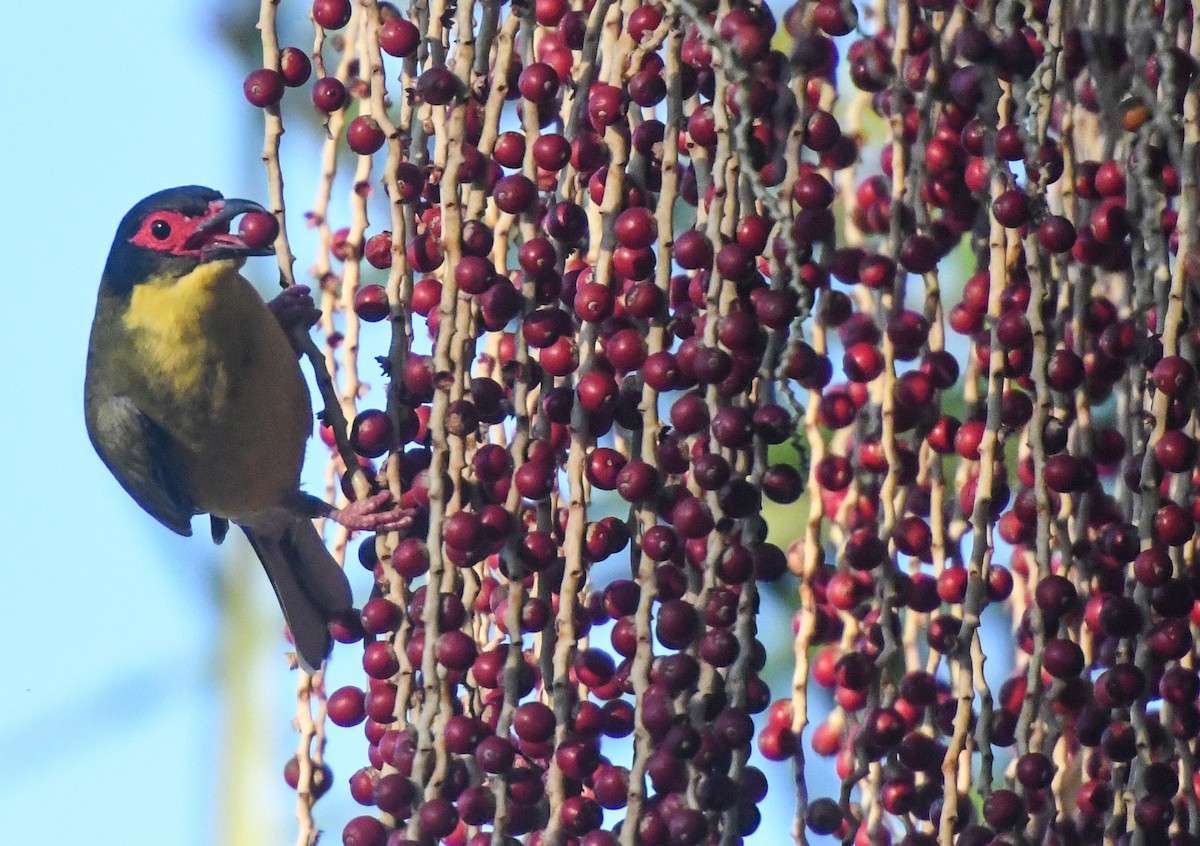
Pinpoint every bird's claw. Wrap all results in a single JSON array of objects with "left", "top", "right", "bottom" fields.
[
  {"left": 268, "top": 285, "right": 322, "bottom": 334},
  {"left": 329, "top": 490, "right": 415, "bottom": 532}
]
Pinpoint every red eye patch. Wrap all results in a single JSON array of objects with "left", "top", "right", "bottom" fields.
[{"left": 128, "top": 202, "right": 226, "bottom": 256}]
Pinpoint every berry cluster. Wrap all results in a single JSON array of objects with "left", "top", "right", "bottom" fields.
[{"left": 243, "top": 0, "right": 1200, "bottom": 845}]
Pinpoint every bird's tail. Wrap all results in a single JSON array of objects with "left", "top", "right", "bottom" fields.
[{"left": 238, "top": 508, "right": 353, "bottom": 673}]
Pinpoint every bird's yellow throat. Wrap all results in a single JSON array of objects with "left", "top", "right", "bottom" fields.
[{"left": 120, "top": 260, "right": 242, "bottom": 397}]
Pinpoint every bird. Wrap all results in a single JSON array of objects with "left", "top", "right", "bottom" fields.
[{"left": 85, "top": 185, "right": 407, "bottom": 672}]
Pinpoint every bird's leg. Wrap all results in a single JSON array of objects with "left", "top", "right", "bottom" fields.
[
  {"left": 211, "top": 515, "right": 230, "bottom": 544},
  {"left": 267, "top": 285, "right": 322, "bottom": 349},
  {"left": 288, "top": 490, "right": 415, "bottom": 533},
  {"left": 328, "top": 491, "right": 417, "bottom": 532}
]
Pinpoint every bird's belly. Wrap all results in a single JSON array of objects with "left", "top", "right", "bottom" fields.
[{"left": 180, "top": 359, "right": 310, "bottom": 519}]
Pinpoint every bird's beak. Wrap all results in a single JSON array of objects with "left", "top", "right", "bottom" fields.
[{"left": 186, "top": 198, "right": 276, "bottom": 260}]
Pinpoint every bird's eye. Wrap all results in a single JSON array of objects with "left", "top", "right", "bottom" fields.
[{"left": 150, "top": 219, "right": 172, "bottom": 240}]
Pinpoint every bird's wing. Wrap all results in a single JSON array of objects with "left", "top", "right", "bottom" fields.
[
  {"left": 238, "top": 508, "right": 353, "bottom": 672},
  {"left": 87, "top": 395, "right": 198, "bottom": 536}
]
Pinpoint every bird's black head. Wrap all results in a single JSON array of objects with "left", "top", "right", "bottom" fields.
[{"left": 102, "top": 186, "right": 274, "bottom": 297}]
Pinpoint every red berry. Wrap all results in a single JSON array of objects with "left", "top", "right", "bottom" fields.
[
  {"left": 673, "top": 229, "right": 714, "bottom": 269},
  {"left": 362, "top": 640, "right": 400, "bottom": 679},
  {"left": 1043, "top": 454, "right": 1082, "bottom": 493},
  {"left": 991, "top": 189, "right": 1030, "bottom": 227},
  {"left": 577, "top": 370, "right": 619, "bottom": 415},
  {"left": 380, "top": 17, "right": 420, "bottom": 57},
  {"left": 1094, "top": 160, "right": 1126, "bottom": 197},
  {"left": 518, "top": 62, "right": 561, "bottom": 103},
  {"left": 350, "top": 409, "right": 394, "bottom": 458},
  {"left": 895, "top": 515, "right": 933, "bottom": 558},
  {"left": 603, "top": 328, "right": 647, "bottom": 372},
  {"left": 995, "top": 124, "right": 1025, "bottom": 160},
  {"left": 1153, "top": 356, "right": 1195, "bottom": 397},
  {"left": 393, "top": 162, "right": 426, "bottom": 203},
  {"left": 532, "top": 133, "right": 572, "bottom": 171},
  {"left": 926, "top": 415, "right": 960, "bottom": 454},
  {"left": 1155, "top": 501, "right": 1195, "bottom": 546},
  {"left": 493, "top": 131, "right": 525, "bottom": 168},
  {"left": 843, "top": 342, "right": 884, "bottom": 383},
  {"left": 311, "top": 76, "right": 347, "bottom": 112},
  {"left": 1155, "top": 430, "right": 1196, "bottom": 473},
  {"left": 454, "top": 255, "right": 495, "bottom": 295},
  {"left": 513, "top": 701, "right": 556, "bottom": 742},
  {"left": 312, "top": 0, "right": 352, "bottom": 30},
  {"left": 614, "top": 206, "right": 656, "bottom": 249},
  {"left": 793, "top": 172, "right": 835, "bottom": 209},
  {"left": 363, "top": 231, "right": 393, "bottom": 270},
  {"left": 342, "top": 815, "right": 386, "bottom": 846},
  {"left": 347, "top": 115, "right": 386, "bottom": 155},
  {"left": 237, "top": 211, "right": 279, "bottom": 250},
  {"left": 987, "top": 566, "right": 1014, "bottom": 602},
  {"left": 494, "top": 174, "right": 538, "bottom": 214},
  {"left": 243, "top": 68, "right": 285, "bottom": 107},
  {"left": 587, "top": 83, "right": 625, "bottom": 128},
  {"left": 545, "top": 201, "right": 589, "bottom": 242},
  {"left": 898, "top": 234, "right": 939, "bottom": 274},
  {"left": 535, "top": 0, "right": 568, "bottom": 25},
  {"left": 435, "top": 629, "right": 477, "bottom": 671},
  {"left": 1037, "top": 214, "right": 1076, "bottom": 252},
  {"left": 285, "top": 757, "right": 333, "bottom": 796},
  {"left": 586, "top": 447, "right": 626, "bottom": 490},
  {"left": 805, "top": 109, "right": 841, "bottom": 150},
  {"left": 416, "top": 798, "right": 459, "bottom": 840},
  {"left": 1091, "top": 199, "right": 1129, "bottom": 242},
  {"left": 415, "top": 67, "right": 463, "bottom": 105},
  {"left": 1047, "top": 349, "right": 1085, "bottom": 391},
  {"left": 327, "top": 685, "right": 367, "bottom": 727},
  {"left": 360, "top": 598, "right": 401, "bottom": 635},
  {"left": 996, "top": 311, "right": 1032, "bottom": 347},
  {"left": 1043, "top": 637, "right": 1085, "bottom": 678},
  {"left": 279, "top": 47, "right": 312, "bottom": 87}
]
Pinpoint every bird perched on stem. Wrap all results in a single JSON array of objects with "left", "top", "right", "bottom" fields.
[{"left": 86, "top": 185, "right": 407, "bottom": 671}]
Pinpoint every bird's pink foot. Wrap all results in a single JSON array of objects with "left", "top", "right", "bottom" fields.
[
  {"left": 268, "top": 285, "right": 322, "bottom": 335},
  {"left": 328, "top": 490, "right": 414, "bottom": 532}
]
